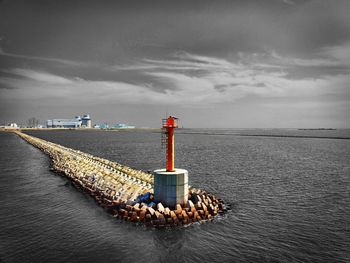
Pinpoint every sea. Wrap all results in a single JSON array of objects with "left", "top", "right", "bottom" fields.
[{"left": 0, "top": 129, "right": 349, "bottom": 263}]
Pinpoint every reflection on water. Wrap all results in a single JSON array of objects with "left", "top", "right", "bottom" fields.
[{"left": 152, "top": 229, "right": 185, "bottom": 262}]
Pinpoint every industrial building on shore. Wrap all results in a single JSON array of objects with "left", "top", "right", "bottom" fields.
[
  {"left": 46, "top": 114, "right": 91, "bottom": 128},
  {"left": 93, "top": 123, "right": 135, "bottom": 129},
  {"left": 112, "top": 123, "right": 135, "bottom": 129},
  {"left": 0, "top": 123, "right": 19, "bottom": 129},
  {"left": 44, "top": 114, "right": 137, "bottom": 130}
]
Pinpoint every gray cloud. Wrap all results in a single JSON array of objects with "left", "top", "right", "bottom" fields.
[{"left": 0, "top": 0, "right": 349, "bottom": 127}]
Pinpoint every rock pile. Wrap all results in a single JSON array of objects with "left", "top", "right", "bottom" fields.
[{"left": 15, "top": 131, "right": 227, "bottom": 227}]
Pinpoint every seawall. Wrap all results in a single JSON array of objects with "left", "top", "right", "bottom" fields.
[{"left": 14, "top": 131, "right": 227, "bottom": 227}]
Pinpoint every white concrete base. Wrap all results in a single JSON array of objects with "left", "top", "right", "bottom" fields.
[{"left": 153, "top": 168, "right": 188, "bottom": 208}]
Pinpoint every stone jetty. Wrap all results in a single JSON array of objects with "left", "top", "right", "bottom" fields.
[{"left": 15, "top": 131, "right": 227, "bottom": 227}]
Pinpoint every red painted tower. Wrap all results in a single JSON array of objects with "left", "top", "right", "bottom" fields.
[
  {"left": 155, "top": 116, "right": 188, "bottom": 207},
  {"left": 162, "top": 116, "right": 178, "bottom": 172}
]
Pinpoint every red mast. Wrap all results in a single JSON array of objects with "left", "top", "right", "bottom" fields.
[{"left": 162, "top": 116, "right": 178, "bottom": 172}]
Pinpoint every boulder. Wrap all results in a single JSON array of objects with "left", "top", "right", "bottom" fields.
[
  {"left": 154, "top": 211, "right": 161, "bottom": 219},
  {"left": 147, "top": 207, "right": 155, "bottom": 216},
  {"left": 131, "top": 211, "right": 138, "bottom": 222},
  {"left": 181, "top": 210, "right": 188, "bottom": 223},
  {"left": 158, "top": 213, "right": 166, "bottom": 224},
  {"left": 139, "top": 210, "right": 146, "bottom": 221},
  {"left": 170, "top": 211, "right": 177, "bottom": 219},
  {"left": 164, "top": 207, "right": 171, "bottom": 216},
  {"left": 187, "top": 200, "right": 195, "bottom": 209},
  {"left": 176, "top": 204, "right": 182, "bottom": 215},
  {"left": 157, "top": 202, "right": 165, "bottom": 213},
  {"left": 195, "top": 202, "right": 202, "bottom": 210},
  {"left": 140, "top": 204, "right": 148, "bottom": 211},
  {"left": 145, "top": 214, "right": 152, "bottom": 222},
  {"left": 190, "top": 206, "right": 196, "bottom": 214}
]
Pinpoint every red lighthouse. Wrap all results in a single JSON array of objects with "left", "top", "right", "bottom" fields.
[
  {"left": 155, "top": 116, "right": 188, "bottom": 207},
  {"left": 162, "top": 116, "right": 178, "bottom": 172}
]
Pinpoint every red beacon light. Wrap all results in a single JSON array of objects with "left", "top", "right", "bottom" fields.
[
  {"left": 163, "top": 116, "right": 178, "bottom": 129},
  {"left": 162, "top": 116, "right": 178, "bottom": 172}
]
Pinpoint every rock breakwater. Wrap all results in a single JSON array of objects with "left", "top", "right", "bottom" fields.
[{"left": 15, "top": 131, "right": 227, "bottom": 227}]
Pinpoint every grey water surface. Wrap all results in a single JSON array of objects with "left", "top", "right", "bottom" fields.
[{"left": 0, "top": 129, "right": 349, "bottom": 263}]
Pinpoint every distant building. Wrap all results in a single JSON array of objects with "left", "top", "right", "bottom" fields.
[
  {"left": 99, "top": 123, "right": 109, "bottom": 129},
  {"left": 113, "top": 123, "right": 135, "bottom": 129},
  {"left": 81, "top": 114, "right": 91, "bottom": 128},
  {"left": 47, "top": 117, "right": 81, "bottom": 128},
  {"left": 4, "top": 123, "right": 19, "bottom": 129},
  {"left": 46, "top": 114, "right": 91, "bottom": 128}
]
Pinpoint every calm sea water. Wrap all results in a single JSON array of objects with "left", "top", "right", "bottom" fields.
[{"left": 0, "top": 129, "right": 349, "bottom": 263}]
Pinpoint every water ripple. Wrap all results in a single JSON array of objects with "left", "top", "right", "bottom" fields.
[{"left": 0, "top": 130, "right": 349, "bottom": 262}]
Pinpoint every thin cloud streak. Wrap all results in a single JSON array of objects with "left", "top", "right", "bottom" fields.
[
  {"left": 112, "top": 50, "right": 349, "bottom": 77},
  {"left": 111, "top": 51, "right": 350, "bottom": 102},
  {"left": 0, "top": 47, "right": 87, "bottom": 67},
  {"left": 3, "top": 68, "right": 72, "bottom": 84}
]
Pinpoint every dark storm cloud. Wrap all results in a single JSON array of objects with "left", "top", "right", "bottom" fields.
[
  {"left": 0, "top": 0, "right": 349, "bottom": 127},
  {"left": 2, "top": 0, "right": 349, "bottom": 60}
]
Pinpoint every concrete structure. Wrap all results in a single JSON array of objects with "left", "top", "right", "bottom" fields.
[
  {"left": 153, "top": 116, "right": 189, "bottom": 207},
  {"left": 46, "top": 114, "right": 91, "bottom": 128},
  {"left": 153, "top": 168, "right": 188, "bottom": 207}
]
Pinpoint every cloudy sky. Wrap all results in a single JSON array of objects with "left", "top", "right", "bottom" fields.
[{"left": 0, "top": 0, "right": 349, "bottom": 128}]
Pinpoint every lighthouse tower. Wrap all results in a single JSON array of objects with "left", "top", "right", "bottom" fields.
[{"left": 153, "top": 116, "right": 188, "bottom": 208}]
